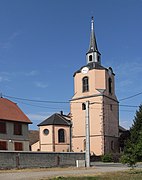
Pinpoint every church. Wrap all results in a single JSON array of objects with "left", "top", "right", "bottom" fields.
[{"left": 31, "top": 17, "right": 120, "bottom": 155}]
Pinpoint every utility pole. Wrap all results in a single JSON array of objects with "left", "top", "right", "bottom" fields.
[{"left": 85, "top": 101, "right": 90, "bottom": 167}]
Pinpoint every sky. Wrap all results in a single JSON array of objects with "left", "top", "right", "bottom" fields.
[{"left": 0, "top": 0, "right": 142, "bottom": 130}]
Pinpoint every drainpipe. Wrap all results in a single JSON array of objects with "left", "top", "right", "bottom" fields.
[{"left": 52, "top": 125, "right": 55, "bottom": 152}]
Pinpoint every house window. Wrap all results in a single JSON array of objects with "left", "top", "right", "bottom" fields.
[
  {"left": 0, "top": 141, "right": 7, "bottom": 150},
  {"left": 14, "top": 142, "right": 23, "bottom": 151},
  {"left": 0, "top": 121, "right": 6, "bottom": 134},
  {"left": 82, "top": 77, "right": 89, "bottom": 92},
  {"left": 82, "top": 103, "right": 86, "bottom": 110},
  {"left": 108, "top": 78, "right": 112, "bottom": 94},
  {"left": 14, "top": 123, "right": 22, "bottom": 135},
  {"left": 89, "top": 55, "right": 92, "bottom": 62},
  {"left": 58, "top": 129, "right": 65, "bottom": 143}
]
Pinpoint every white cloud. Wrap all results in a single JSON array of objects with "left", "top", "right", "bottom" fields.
[
  {"left": 0, "top": 76, "right": 10, "bottom": 82},
  {"left": 9, "top": 32, "right": 21, "bottom": 41},
  {"left": 34, "top": 82, "right": 48, "bottom": 88},
  {"left": 119, "top": 120, "right": 130, "bottom": 130},
  {"left": 0, "top": 31, "right": 21, "bottom": 50},
  {"left": 25, "top": 70, "right": 38, "bottom": 76}
]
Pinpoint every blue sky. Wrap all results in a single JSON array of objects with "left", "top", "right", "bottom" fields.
[{"left": 0, "top": 0, "right": 142, "bottom": 130}]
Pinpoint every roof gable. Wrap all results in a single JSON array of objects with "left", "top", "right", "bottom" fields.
[{"left": 0, "top": 97, "right": 32, "bottom": 124}]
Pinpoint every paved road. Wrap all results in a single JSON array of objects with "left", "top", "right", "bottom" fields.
[{"left": 0, "top": 163, "right": 139, "bottom": 180}]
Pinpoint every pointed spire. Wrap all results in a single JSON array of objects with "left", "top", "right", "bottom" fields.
[
  {"left": 86, "top": 17, "right": 101, "bottom": 65},
  {"left": 88, "top": 16, "right": 98, "bottom": 53}
]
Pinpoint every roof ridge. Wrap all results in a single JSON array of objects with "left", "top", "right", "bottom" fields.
[{"left": 56, "top": 113, "right": 71, "bottom": 125}]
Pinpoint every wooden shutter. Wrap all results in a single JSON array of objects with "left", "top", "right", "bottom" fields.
[
  {"left": 14, "top": 142, "right": 23, "bottom": 151},
  {"left": 0, "top": 141, "right": 7, "bottom": 150}
]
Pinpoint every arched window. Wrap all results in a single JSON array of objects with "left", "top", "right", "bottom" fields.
[
  {"left": 58, "top": 129, "right": 65, "bottom": 143},
  {"left": 108, "top": 78, "right": 112, "bottom": 94},
  {"left": 82, "top": 77, "right": 89, "bottom": 92},
  {"left": 82, "top": 103, "right": 86, "bottom": 110},
  {"left": 98, "top": 55, "right": 100, "bottom": 62},
  {"left": 89, "top": 55, "right": 92, "bottom": 62}
]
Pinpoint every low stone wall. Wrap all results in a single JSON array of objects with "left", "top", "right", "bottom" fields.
[{"left": 0, "top": 151, "right": 85, "bottom": 169}]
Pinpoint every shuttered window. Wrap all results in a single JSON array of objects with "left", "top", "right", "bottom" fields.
[
  {"left": 14, "top": 142, "right": 23, "bottom": 151},
  {"left": 0, "top": 141, "right": 7, "bottom": 150},
  {"left": 14, "top": 123, "right": 22, "bottom": 135},
  {"left": 0, "top": 121, "right": 6, "bottom": 134}
]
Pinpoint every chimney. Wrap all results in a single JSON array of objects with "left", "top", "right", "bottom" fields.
[{"left": 60, "top": 111, "right": 63, "bottom": 115}]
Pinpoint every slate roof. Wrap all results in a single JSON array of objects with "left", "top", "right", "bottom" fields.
[
  {"left": 0, "top": 97, "right": 32, "bottom": 124},
  {"left": 119, "top": 125, "right": 127, "bottom": 132},
  {"left": 38, "top": 113, "right": 71, "bottom": 126},
  {"left": 87, "top": 16, "right": 99, "bottom": 54},
  {"left": 29, "top": 130, "right": 39, "bottom": 146},
  {"left": 73, "top": 62, "right": 106, "bottom": 77}
]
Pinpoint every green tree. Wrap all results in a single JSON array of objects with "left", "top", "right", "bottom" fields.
[
  {"left": 130, "top": 104, "right": 142, "bottom": 144},
  {"left": 121, "top": 104, "right": 142, "bottom": 167}
]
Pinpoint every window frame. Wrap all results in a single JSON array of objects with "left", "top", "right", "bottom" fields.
[
  {"left": 82, "top": 103, "right": 86, "bottom": 110},
  {"left": 89, "top": 55, "right": 92, "bottom": 62},
  {"left": 14, "top": 123, "right": 22, "bottom": 135},
  {"left": 82, "top": 76, "right": 89, "bottom": 92},
  {"left": 0, "top": 141, "right": 7, "bottom": 150},
  {"left": 0, "top": 121, "right": 6, "bottom": 134},
  {"left": 14, "top": 142, "right": 23, "bottom": 151},
  {"left": 58, "top": 129, "right": 65, "bottom": 143}
]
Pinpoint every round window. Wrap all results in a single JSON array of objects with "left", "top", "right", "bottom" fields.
[{"left": 43, "top": 129, "right": 49, "bottom": 135}]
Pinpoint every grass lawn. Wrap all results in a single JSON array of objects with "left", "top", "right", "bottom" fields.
[{"left": 45, "top": 170, "right": 142, "bottom": 180}]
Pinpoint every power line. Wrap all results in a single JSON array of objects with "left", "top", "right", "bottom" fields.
[
  {"left": 3, "top": 94, "right": 69, "bottom": 104},
  {"left": 15, "top": 100, "right": 69, "bottom": 110},
  {"left": 119, "top": 92, "right": 142, "bottom": 101},
  {"left": 2, "top": 93, "right": 140, "bottom": 109}
]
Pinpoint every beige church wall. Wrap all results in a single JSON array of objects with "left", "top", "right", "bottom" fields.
[
  {"left": 72, "top": 137, "right": 85, "bottom": 152},
  {"left": 71, "top": 96, "right": 103, "bottom": 137},
  {"left": 70, "top": 100, "right": 86, "bottom": 136},
  {"left": 40, "top": 144, "right": 53, "bottom": 152},
  {"left": 31, "top": 141, "right": 40, "bottom": 151},
  {"left": 54, "top": 126, "right": 70, "bottom": 144},
  {"left": 39, "top": 125, "right": 53, "bottom": 144},
  {"left": 94, "top": 70, "right": 106, "bottom": 90},
  {"left": 39, "top": 125, "right": 53, "bottom": 151},
  {"left": 54, "top": 126, "right": 70, "bottom": 152},
  {"left": 71, "top": 95, "right": 104, "bottom": 154},
  {"left": 72, "top": 136, "right": 103, "bottom": 155},
  {"left": 90, "top": 136, "right": 103, "bottom": 155},
  {"left": 55, "top": 144, "right": 70, "bottom": 152},
  {"left": 73, "top": 69, "right": 106, "bottom": 99}
]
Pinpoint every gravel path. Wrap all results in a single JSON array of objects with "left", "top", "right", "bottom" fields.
[{"left": 0, "top": 163, "right": 131, "bottom": 180}]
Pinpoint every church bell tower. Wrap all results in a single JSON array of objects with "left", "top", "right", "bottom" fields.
[{"left": 70, "top": 17, "right": 119, "bottom": 155}]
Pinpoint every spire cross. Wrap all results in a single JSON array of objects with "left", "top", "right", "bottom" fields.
[{"left": 91, "top": 16, "right": 94, "bottom": 30}]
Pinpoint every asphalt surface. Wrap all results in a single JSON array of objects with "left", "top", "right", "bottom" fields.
[{"left": 0, "top": 163, "right": 139, "bottom": 180}]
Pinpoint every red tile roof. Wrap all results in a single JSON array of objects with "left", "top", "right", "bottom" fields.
[{"left": 0, "top": 97, "right": 32, "bottom": 124}]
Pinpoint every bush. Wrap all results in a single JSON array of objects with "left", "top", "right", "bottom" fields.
[
  {"left": 101, "top": 153, "right": 113, "bottom": 162},
  {"left": 120, "top": 154, "right": 137, "bottom": 169}
]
